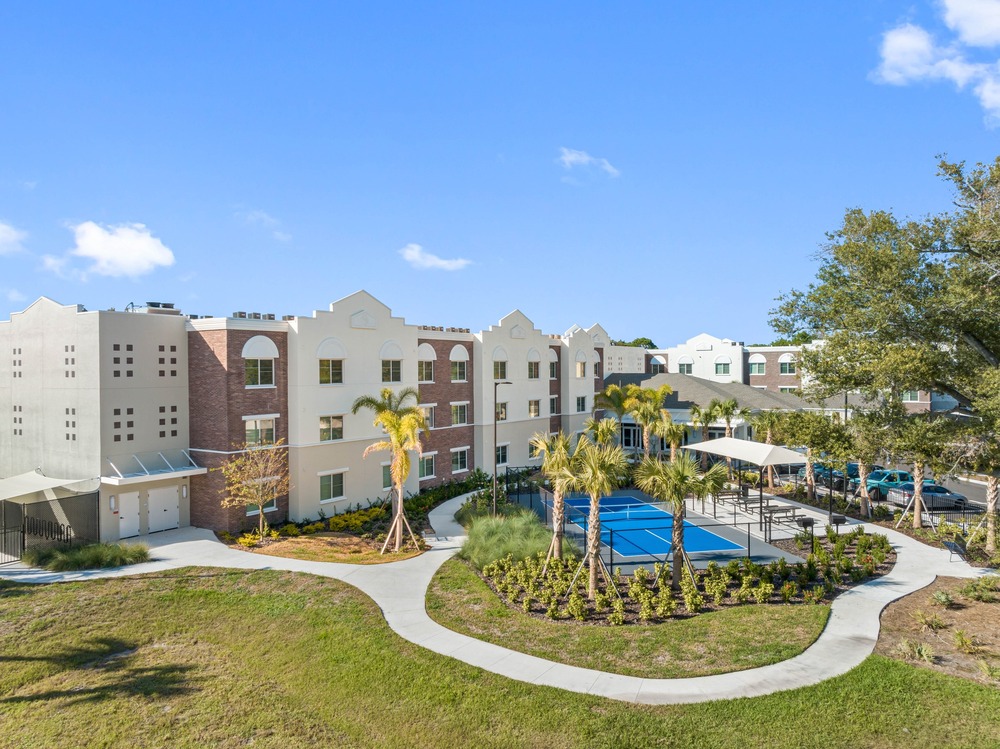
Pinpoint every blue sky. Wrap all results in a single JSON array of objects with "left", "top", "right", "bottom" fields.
[{"left": 2, "top": 1, "right": 999, "bottom": 346}]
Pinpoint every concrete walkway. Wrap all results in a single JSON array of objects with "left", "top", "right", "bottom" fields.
[{"left": 0, "top": 496, "right": 992, "bottom": 705}]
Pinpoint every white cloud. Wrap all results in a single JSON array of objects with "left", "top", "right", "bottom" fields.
[
  {"left": 5, "top": 288, "right": 26, "bottom": 303},
  {"left": 557, "top": 147, "right": 620, "bottom": 178},
  {"left": 237, "top": 209, "right": 292, "bottom": 242},
  {"left": 398, "top": 243, "right": 471, "bottom": 271},
  {"left": 43, "top": 221, "right": 175, "bottom": 280},
  {"left": 0, "top": 221, "right": 27, "bottom": 254},
  {"left": 942, "top": 0, "right": 1000, "bottom": 47},
  {"left": 874, "top": 6, "right": 1000, "bottom": 123}
]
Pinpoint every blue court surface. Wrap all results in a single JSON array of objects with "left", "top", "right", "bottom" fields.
[{"left": 563, "top": 495, "right": 743, "bottom": 559}]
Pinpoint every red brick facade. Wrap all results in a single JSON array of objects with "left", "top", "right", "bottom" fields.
[
  {"left": 188, "top": 327, "right": 290, "bottom": 533},
  {"left": 417, "top": 338, "right": 475, "bottom": 488}
]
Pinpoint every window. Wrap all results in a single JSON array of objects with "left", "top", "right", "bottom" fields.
[
  {"left": 493, "top": 360, "right": 507, "bottom": 380},
  {"left": 382, "top": 465, "right": 392, "bottom": 490},
  {"left": 496, "top": 402, "right": 508, "bottom": 421},
  {"left": 678, "top": 362, "right": 692, "bottom": 375},
  {"left": 527, "top": 361, "right": 540, "bottom": 379},
  {"left": 320, "top": 472, "right": 345, "bottom": 503},
  {"left": 779, "top": 386, "right": 798, "bottom": 394},
  {"left": 651, "top": 362, "right": 666, "bottom": 375},
  {"left": 715, "top": 362, "right": 730, "bottom": 376},
  {"left": 382, "top": 360, "right": 401, "bottom": 383},
  {"left": 451, "top": 403, "right": 468, "bottom": 425},
  {"left": 902, "top": 390, "right": 920, "bottom": 402},
  {"left": 421, "top": 405, "right": 435, "bottom": 428},
  {"left": 549, "top": 361, "right": 558, "bottom": 379},
  {"left": 575, "top": 361, "right": 586, "bottom": 378},
  {"left": 779, "top": 361, "right": 796, "bottom": 375},
  {"left": 418, "top": 361, "right": 434, "bottom": 382},
  {"left": 451, "top": 360, "right": 467, "bottom": 381},
  {"left": 593, "top": 362, "right": 600, "bottom": 377},
  {"left": 418, "top": 454, "right": 435, "bottom": 479},
  {"left": 550, "top": 396, "right": 558, "bottom": 415},
  {"left": 319, "top": 359, "right": 343, "bottom": 384},
  {"left": 528, "top": 399, "right": 540, "bottom": 418},
  {"left": 495, "top": 444, "right": 508, "bottom": 465},
  {"left": 319, "top": 415, "right": 344, "bottom": 442},
  {"left": 245, "top": 358, "right": 274, "bottom": 387},
  {"left": 245, "top": 418, "right": 275, "bottom": 446},
  {"left": 528, "top": 441, "right": 540, "bottom": 459},
  {"left": 576, "top": 396, "right": 587, "bottom": 413},
  {"left": 247, "top": 497, "right": 277, "bottom": 515},
  {"left": 451, "top": 449, "right": 468, "bottom": 473},
  {"left": 749, "top": 362, "right": 766, "bottom": 375}
]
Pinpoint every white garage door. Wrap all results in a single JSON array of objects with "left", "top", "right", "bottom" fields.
[
  {"left": 118, "top": 492, "right": 141, "bottom": 539},
  {"left": 147, "top": 486, "right": 180, "bottom": 533}
]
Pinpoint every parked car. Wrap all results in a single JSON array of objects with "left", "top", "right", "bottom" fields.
[
  {"left": 886, "top": 482, "right": 969, "bottom": 511},
  {"left": 851, "top": 469, "right": 914, "bottom": 502}
]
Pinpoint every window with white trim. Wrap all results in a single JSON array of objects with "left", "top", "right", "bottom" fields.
[
  {"left": 550, "top": 396, "right": 558, "bottom": 415},
  {"left": 494, "top": 360, "right": 507, "bottom": 380},
  {"left": 451, "top": 448, "right": 469, "bottom": 473},
  {"left": 382, "top": 464, "right": 392, "bottom": 490},
  {"left": 779, "top": 361, "right": 796, "bottom": 375},
  {"left": 451, "top": 403, "right": 468, "bottom": 425},
  {"left": 576, "top": 396, "right": 587, "bottom": 413},
  {"left": 420, "top": 405, "right": 435, "bottom": 428},
  {"left": 749, "top": 362, "right": 765, "bottom": 375},
  {"left": 320, "top": 472, "right": 345, "bottom": 502},
  {"left": 575, "top": 361, "right": 586, "bottom": 378},
  {"left": 245, "top": 418, "right": 275, "bottom": 446},
  {"left": 246, "top": 497, "right": 277, "bottom": 515},
  {"left": 319, "top": 359, "right": 343, "bottom": 384},
  {"left": 418, "top": 454, "right": 435, "bottom": 479},
  {"left": 678, "top": 362, "right": 692, "bottom": 375},
  {"left": 418, "top": 361, "right": 434, "bottom": 383},
  {"left": 245, "top": 359, "right": 274, "bottom": 387},
  {"left": 451, "top": 360, "right": 467, "bottom": 382},
  {"left": 495, "top": 444, "right": 508, "bottom": 465},
  {"left": 527, "top": 361, "right": 540, "bottom": 379},
  {"left": 549, "top": 361, "right": 558, "bottom": 379},
  {"left": 496, "top": 402, "right": 508, "bottom": 421},
  {"left": 382, "top": 360, "right": 401, "bottom": 383},
  {"left": 528, "top": 441, "right": 540, "bottom": 459},
  {"left": 902, "top": 390, "right": 920, "bottom": 402},
  {"left": 319, "top": 415, "right": 343, "bottom": 442},
  {"left": 528, "top": 399, "right": 540, "bottom": 418},
  {"left": 779, "top": 386, "right": 798, "bottom": 394},
  {"left": 715, "top": 362, "right": 730, "bottom": 375}
]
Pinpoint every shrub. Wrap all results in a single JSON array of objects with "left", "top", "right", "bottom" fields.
[
  {"left": 680, "top": 575, "right": 704, "bottom": 613},
  {"left": 960, "top": 575, "right": 1000, "bottom": 603},
  {"left": 458, "top": 510, "right": 571, "bottom": 571},
  {"left": 24, "top": 542, "right": 150, "bottom": 571},
  {"left": 896, "top": 638, "right": 936, "bottom": 663},
  {"left": 912, "top": 610, "right": 947, "bottom": 632},
  {"left": 930, "top": 590, "right": 955, "bottom": 608},
  {"left": 278, "top": 523, "right": 300, "bottom": 537},
  {"left": 954, "top": 629, "right": 981, "bottom": 655},
  {"left": 237, "top": 532, "right": 260, "bottom": 548},
  {"left": 302, "top": 522, "right": 326, "bottom": 535}
]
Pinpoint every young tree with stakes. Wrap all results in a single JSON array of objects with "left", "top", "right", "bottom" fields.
[
  {"left": 351, "top": 387, "right": 428, "bottom": 553},
  {"left": 529, "top": 430, "right": 575, "bottom": 564}
]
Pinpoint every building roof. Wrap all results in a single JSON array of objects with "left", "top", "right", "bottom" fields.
[{"left": 603, "top": 372, "right": 818, "bottom": 412}]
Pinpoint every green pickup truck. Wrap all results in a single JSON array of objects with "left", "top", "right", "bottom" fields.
[{"left": 849, "top": 469, "right": 914, "bottom": 502}]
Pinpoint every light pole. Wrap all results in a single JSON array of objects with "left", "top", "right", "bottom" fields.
[{"left": 492, "top": 379, "right": 512, "bottom": 515}]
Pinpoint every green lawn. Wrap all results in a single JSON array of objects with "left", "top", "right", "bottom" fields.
[
  {"left": 427, "top": 558, "right": 831, "bottom": 678},
  {"left": 0, "top": 569, "right": 998, "bottom": 749}
]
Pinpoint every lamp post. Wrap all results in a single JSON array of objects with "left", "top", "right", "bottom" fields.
[{"left": 492, "top": 379, "right": 512, "bottom": 515}]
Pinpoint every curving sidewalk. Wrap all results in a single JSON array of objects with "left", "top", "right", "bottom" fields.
[{"left": 0, "top": 494, "right": 992, "bottom": 705}]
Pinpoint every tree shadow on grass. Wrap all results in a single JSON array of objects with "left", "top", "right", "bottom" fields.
[{"left": 0, "top": 637, "right": 198, "bottom": 705}]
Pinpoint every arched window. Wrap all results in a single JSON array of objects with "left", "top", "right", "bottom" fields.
[
  {"left": 779, "top": 353, "right": 797, "bottom": 375},
  {"left": 317, "top": 337, "right": 347, "bottom": 384},
  {"left": 748, "top": 353, "right": 766, "bottom": 376},
  {"left": 714, "top": 355, "right": 732, "bottom": 377},
  {"left": 417, "top": 343, "right": 436, "bottom": 382},
  {"left": 449, "top": 344, "right": 469, "bottom": 382},
  {"left": 526, "top": 348, "right": 541, "bottom": 379},
  {"left": 492, "top": 346, "right": 509, "bottom": 380},
  {"left": 674, "top": 355, "right": 690, "bottom": 375},
  {"left": 380, "top": 340, "right": 404, "bottom": 383},
  {"left": 242, "top": 336, "right": 279, "bottom": 387}
]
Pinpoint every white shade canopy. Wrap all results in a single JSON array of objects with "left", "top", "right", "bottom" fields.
[
  {"left": 683, "top": 437, "right": 806, "bottom": 467},
  {"left": 0, "top": 470, "right": 98, "bottom": 502}
]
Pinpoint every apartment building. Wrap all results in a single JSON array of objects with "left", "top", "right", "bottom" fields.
[
  {"left": 1, "top": 291, "right": 623, "bottom": 538},
  {"left": 0, "top": 297, "right": 204, "bottom": 542}
]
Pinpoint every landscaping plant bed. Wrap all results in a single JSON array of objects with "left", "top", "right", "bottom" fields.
[
  {"left": 472, "top": 525, "right": 895, "bottom": 626},
  {"left": 876, "top": 575, "right": 1000, "bottom": 688},
  {"left": 221, "top": 530, "right": 426, "bottom": 564}
]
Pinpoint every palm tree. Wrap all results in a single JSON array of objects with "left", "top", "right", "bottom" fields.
[
  {"left": 569, "top": 438, "right": 629, "bottom": 599},
  {"left": 594, "top": 384, "right": 629, "bottom": 426},
  {"left": 715, "top": 398, "right": 752, "bottom": 478},
  {"left": 351, "top": 387, "right": 428, "bottom": 553},
  {"left": 529, "top": 431, "right": 574, "bottom": 563},
  {"left": 584, "top": 415, "right": 620, "bottom": 447},
  {"left": 625, "top": 384, "right": 673, "bottom": 459},
  {"left": 750, "top": 410, "right": 786, "bottom": 491},
  {"left": 652, "top": 410, "right": 687, "bottom": 462},
  {"left": 689, "top": 401, "right": 721, "bottom": 470},
  {"left": 635, "top": 454, "right": 725, "bottom": 590}
]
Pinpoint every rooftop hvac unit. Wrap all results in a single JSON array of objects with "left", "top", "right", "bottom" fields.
[
  {"left": 282, "top": 315, "right": 295, "bottom": 321},
  {"left": 263, "top": 314, "right": 275, "bottom": 320},
  {"left": 249, "top": 313, "right": 262, "bottom": 320},
  {"left": 233, "top": 311, "right": 247, "bottom": 319},
  {"left": 146, "top": 301, "right": 162, "bottom": 308}
]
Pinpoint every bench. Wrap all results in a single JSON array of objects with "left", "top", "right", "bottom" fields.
[
  {"left": 943, "top": 533, "right": 967, "bottom": 562},
  {"left": 763, "top": 506, "right": 798, "bottom": 522}
]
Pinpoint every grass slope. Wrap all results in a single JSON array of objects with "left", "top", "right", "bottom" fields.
[
  {"left": 426, "top": 558, "right": 831, "bottom": 678},
  {"left": 0, "top": 570, "right": 997, "bottom": 749}
]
